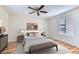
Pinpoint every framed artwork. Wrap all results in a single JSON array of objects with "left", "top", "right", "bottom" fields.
[{"left": 27, "top": 23, "right": 38, "bottom": 30}]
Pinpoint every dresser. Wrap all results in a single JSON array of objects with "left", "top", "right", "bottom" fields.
[{"left": 0, "top": 34, "right": 8, "bottom": 53}]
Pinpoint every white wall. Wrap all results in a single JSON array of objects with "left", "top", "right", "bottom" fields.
[
  {"left": 0, "top": 7, "right": 9, "bottom": 34},
  {"left": 48, "top": 7, "right": 79, "bottom": 47},
  {"left": 8, "top": 14, "right": 48, "bottom": 42},
  {"left": 0, "top": 19, "right": 2, "bottom": 26}
]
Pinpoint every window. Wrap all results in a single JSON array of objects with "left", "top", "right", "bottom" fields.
[
  {"left": 59, "top": 16, "right": 74, "bottom": 36},
  {"left": 59, "top": 16, "right": 66, "bottom": 35}
]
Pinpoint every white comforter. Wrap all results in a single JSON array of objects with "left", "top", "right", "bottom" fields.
[{"left": 24, "top": 36, "right": 52, "bottom": 52}]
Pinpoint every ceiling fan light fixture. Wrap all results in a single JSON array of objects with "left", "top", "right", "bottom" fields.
[{"left": 28, "top": 5, "right": 47, "bottom": 16}]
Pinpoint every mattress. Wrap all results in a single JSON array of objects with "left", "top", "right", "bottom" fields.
[{"left": 24, "top": 36, "right": 54, "bottom": 52}]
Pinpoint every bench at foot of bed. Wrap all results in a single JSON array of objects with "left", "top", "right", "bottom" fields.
[{"left": 28, "top": 42, "right": 58, "bottom": 54}]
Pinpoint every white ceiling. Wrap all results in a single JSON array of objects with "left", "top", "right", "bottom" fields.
[{"left": 2, "top": 5, "right": 79, "bottom": 18}]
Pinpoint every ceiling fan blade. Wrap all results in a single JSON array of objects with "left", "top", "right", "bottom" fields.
[
  {"left": 37, "top": 12, "right": 40, "bottom": 16},
  {"left": 38, "top": 5, "right": 44, "bottom": 11},
  {"left": 40, "top": 11, "right": 47, "bottom": 13},
  {"left": 28, "top": 7, "right": 36, "bottom": 10},
  {"left": 29, "top": 11, "right": 35, "bottom": 14}
]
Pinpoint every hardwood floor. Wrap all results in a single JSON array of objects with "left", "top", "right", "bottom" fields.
[
  {"left": 53, "top": 39, "right": 79, "bottom": 54},
  {"left": 1, "top": 39, "right": 79, "bottom": 54},
  {"left": 1, "top": 42, "right": 17, "bottom": 54}
]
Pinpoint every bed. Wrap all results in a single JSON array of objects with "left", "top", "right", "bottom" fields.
[{"left": 23, "top": 36, "right": 58, "bottom": 54}]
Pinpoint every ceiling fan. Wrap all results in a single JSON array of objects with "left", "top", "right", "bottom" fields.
[{"left": 28, "top": 5, "right": 47, "bottom": 16}]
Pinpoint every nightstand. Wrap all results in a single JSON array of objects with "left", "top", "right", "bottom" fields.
[{"left": 17, "top": 35, "right": 24, "bottom": 43}]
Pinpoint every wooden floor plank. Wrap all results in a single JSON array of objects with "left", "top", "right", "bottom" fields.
[{"left": 53, "top": 39, "right": 79, "bottom": 54}]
